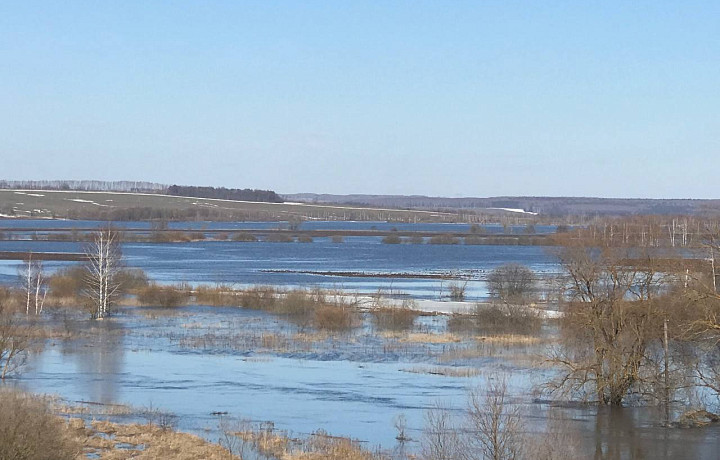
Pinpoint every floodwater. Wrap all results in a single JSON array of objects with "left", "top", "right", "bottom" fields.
[
  {"left": 0, "top": 221, "right": 560, "bottom": 299},
  {"left": 2, "top": 220, "right": 719, "bottom": 458},
  {"left": 12, "top": 306, "right": 720, "bottom": 459}
]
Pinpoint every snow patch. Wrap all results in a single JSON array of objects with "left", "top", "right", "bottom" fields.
[{"left": 487, "top": 207, "right": 538, "bottom": 215}]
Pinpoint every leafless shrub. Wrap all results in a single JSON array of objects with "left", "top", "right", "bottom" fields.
[
  {"left": 266, "top": 233, "right": 295, "bottom": 243},
  {"left": 195, "top": 284, "right": 241, "bottom": 306},
  {"left": 314, "top": 305, "right": 354, "bottom": 332},
  {"left": 0, "top": 304, "right": 29, "bottom": 379},
  {"left": 420, "top": 403, "right": 462, "bottom": 460},
  {"left": 429, "top": 234, "right": 461, "bottom": 245},
  {"left": 382, "top": 234, "right": 402, "bottom": 244},
  {"left": 448, "top": 303, "right": 541, "bottom": 336},
  {"left": 447, "top": 281, "right": 468, "bottom": 301},
  {"left": 137, "top": 283, "right": 191, "bottom": 307},
  {"left": 371, "top": 307, "right": 419, "bottom": 332},
  {"left": 466, "top": 377, "right": 525, "bottom": 460},
  {"left": 231, "top": 232, "right": 258, "bottom": 242}
]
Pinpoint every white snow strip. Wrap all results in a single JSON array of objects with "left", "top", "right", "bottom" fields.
[
  {"left": 486, "top": 207, "right": 538, "bottom": 215},
  {"left": 27, "top": 193, "right": 45, "bottom": 197},
  {"left": 67, "top": 198, "right": 96, "bottom": 203}
]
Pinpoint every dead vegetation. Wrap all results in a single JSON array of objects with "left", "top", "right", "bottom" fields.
[{"left": 225, "top": 422, "right": 386, "bottom": 460}]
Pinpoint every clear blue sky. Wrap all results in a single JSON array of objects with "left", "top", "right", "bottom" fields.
[{"left": 2, "top": 1, "right": 718, "bottom": 198}]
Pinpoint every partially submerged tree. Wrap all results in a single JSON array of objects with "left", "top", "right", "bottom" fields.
[
  {"left": 487, "top": 264, "right": 536, "bottom": 306},
  {"left": 547, "top": 238, "right": 677, "bottom": 405},
  {"left": 83, "top": 227, "right": 123, "bottom": 319}
]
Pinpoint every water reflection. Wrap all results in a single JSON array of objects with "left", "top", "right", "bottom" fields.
[{"left": 59, "top": 319, "right": 125, "bottom": 404}]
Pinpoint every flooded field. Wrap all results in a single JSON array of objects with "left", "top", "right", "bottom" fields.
[{"left": 11, "top": 305, "right": 720, "bottom": 459}]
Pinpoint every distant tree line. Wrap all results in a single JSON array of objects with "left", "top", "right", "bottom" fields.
[
  {"left": 165, "top": 185, "right": 283, "bottom": 203},
  {"left": 0, "top": 180, "right": 166, "bottom": 192},
  {"left": 1, "top": 181, "right": 283, "bottom": 204}
]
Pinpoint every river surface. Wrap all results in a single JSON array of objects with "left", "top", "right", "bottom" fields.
[{"left": 0, "top": 220, "right": 560, "bottom": 299}]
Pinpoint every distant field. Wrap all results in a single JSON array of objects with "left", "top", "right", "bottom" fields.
[{"left": 0, "top": 189, "right": 457, "bottom": 222}]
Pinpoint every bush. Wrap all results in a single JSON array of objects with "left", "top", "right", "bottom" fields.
[
  {"left": 314, "top": 305, "right": 354, "bottom": 331},
  {"left": 382, "top": 234, "right": 402, "bottom": 244},
  {"left": 195, "top": 285, "right": 241, "bottom": 306},
  {"left": 371, "top": 307, "right": 418, "bottom": 331},
  {"left": 240, "top": 286, "right": 279, "bottom": 310},
  {"left": 231, "top": 232, "right": 258, "bottom": 242},
  {"left": 331, "top": 235, "right": 344, "bottom": 243},
  {"left": 48, "top": 266, "right": 86, "bottom": 298},
  {"left": 428, "top": 234, "right": 460, "bottom": 245},
  {"left": 297, "top": 235, "right": 313, "bottom": 243},
  {"left": 115, "top": 268, "right": 149, "bottom": 293},
  {"left": 405, "top": 235, "right": 424, "bottom": 244},
  {"left": 447, "top": 281, "right": 468, "bottom": 301},
  {"left": 137, "top": 283, "right": 190, "bottom": 307},
  {"left": 448, "top": 303, "right": 542, "bottom": 335},
  {"left": 464, "top": 235, "right": 485, "bottom": 245},
  {"left": 266, "top": 234, "right": 295, "bottom": 243},
  {"left": 0, "top": 390, "right": 80, "bottom": 460}
]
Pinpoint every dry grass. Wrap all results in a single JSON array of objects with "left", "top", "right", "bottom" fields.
[
  {"left": 400, "top": 365, "right": 481, "bottom": 377},
  {"left": 75, "top": 419, "right": 239, "bottom": 460},
  {"left": 194, "top": 285, "right": 242, "bottom": 306},
  {"left": 381, "top": 332, "right": 462, "bottom": 343},
  {"left": 0, "top": 390, "right": 81, "bottom": 460},
  {"left": 235, "top": 427, "right": 384, "bottom": 460}
]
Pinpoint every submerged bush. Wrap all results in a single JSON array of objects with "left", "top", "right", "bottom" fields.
[
  {"left": 370, "top": 307, "right": 419, "bottom": 331},
  {"left": 265, "top": 234, "right": 295, "bottom": 243},
  {"left": 231, "top": 232, "right": 258, "bottom": 242},
  {"left": 314, "top": 305, "right": 354, "bottom": 331},
  {"left": 382, "top": 234, "right": 402, "bottom": 244},
  {"left": 448, "top": 303, "right": 542, "bottom": 335},
  {"left": 428, "top": 234, "right": 460, "bottom": 245}
]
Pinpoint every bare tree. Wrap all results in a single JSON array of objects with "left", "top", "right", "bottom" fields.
[
  {"left": 466, "top": 377, "right": 525, "bottom": 460},
  {"left": 487, "top": 264, "right": 536, "bottom": 306},
  {"left": 18, "top": 255, "right": 47, "bottom": 315},
  {"left": 420, "top": 403, "right": 462, "bottom": 460},
  {"left": 546, "top": 237, "right": 676, "bottom": 405},
  {"left": 0, "top": 304, "right": 28, "bottom": 380},
  {"left": 83, "top": 227, "right": 123, "bottom": 319}
]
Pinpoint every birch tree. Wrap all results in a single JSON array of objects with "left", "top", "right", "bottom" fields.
[
  {"left": 83, "top": 228, "right": 123, "bottom": 319},
  {"left": 18, "top": 255, "right": 47, "bottom": 315}
]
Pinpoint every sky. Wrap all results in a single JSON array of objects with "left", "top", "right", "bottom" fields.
[{"left": 1, "top": 1, "right": 718, "bottom": 198}]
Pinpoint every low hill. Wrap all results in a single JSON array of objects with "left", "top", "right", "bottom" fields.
[
  {"left": 283, "top": 194, "right": 720, "bottom": 217},
  {"left": 0, "top": 189, "right": 456, "bottom": 222}
]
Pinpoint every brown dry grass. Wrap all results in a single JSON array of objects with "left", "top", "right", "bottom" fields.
[
  {"left": 400, "top": 365, "right": 481, "bottom": 377},
  {"left": 73, "top": 419, "right": 240, "bottom": 460},
  {"left": 381, "top": 332, "right": 462, "bottom": 343},
  {"left": 236, "top": 428, "right": 384, "bottom": 460}
]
